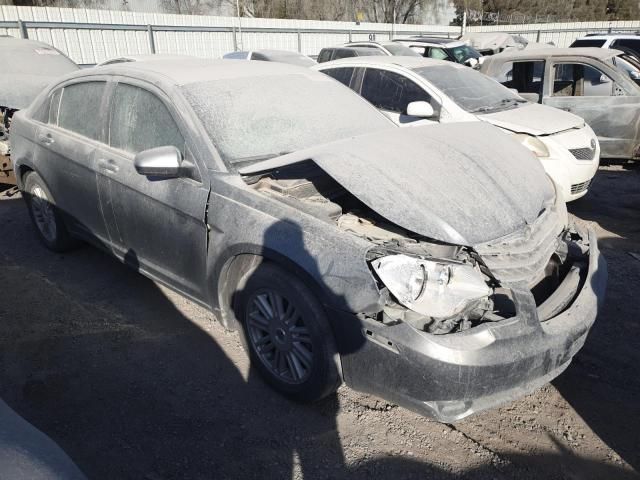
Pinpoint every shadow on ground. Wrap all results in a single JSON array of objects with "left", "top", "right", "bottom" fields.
[{"left": 0, "top": 188, "right": 638, "bottom": 479}]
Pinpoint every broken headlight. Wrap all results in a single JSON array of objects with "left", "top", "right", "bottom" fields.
[
  {"left": 371, "top": 254, "right": 492, "bottom": 320},
  {"left": 514, "top": 134, "right": 549, "bottom": 158}
]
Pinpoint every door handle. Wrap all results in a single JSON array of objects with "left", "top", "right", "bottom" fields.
[
  {"left": 97, "top": 158, "right": 120, "bottom": 174},
  {"left": 37, "top": 133, "right": 54, "bottom": 146}
]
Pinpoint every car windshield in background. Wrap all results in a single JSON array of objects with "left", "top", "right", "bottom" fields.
[
  {"left": 450, "top": 45, "right": 481, "bottom": 62},
  {"left": 384, "top": 43, "right": 422, "bottom": 57},
  {"left": 182, "top": 74, "right": 392, "bottom": 165},
  {"left": 569, "top": 39, "right": 606, "bottom": 48},
  {"left": 414, "top": 65, "right": 525, "bottom": 113}
]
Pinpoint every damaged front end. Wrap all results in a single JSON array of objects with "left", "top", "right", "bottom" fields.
[{"left": 241, "top": 124, "right": 606, "bottom": 422}]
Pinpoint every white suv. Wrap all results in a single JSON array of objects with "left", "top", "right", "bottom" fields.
[{"left": 570, "top": 34, "right": 640, "bottom": 57}]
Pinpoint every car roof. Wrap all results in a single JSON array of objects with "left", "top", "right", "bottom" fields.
[
  {"left": 579, "top": 33, "right": 640, "bottom": 39},
  {"left": 70, "top": 58, "right": 324, "bottom": 87},
  {"left": 397, "top": 36, "right": 459, "bottom": 45},
  {"left": 345, "top": 41, "right": 396, "bottom": 47},
  {"left": 315, "top": 55, "right": 458, "bottom": 69},
  {"left": 0, "top": 35, "right": 57, "bottom": 51},
  {"left": 489, "top": 47, "right": 622, "bottom": 61},
  {"left": 98, "top": 54, "right": 194, "bottom": 64},
  {"left": 253, "top": 49, "right": 307, "bottom": 56}
]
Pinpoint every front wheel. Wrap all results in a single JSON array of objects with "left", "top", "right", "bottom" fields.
[
  {"left": 236, "top": 263, "right": 340, "bottom": 402},
  {"left": 23, "top": 171, "right": 78, "bottom": 252}
]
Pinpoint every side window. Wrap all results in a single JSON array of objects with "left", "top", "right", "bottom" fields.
[
  {"left": 109, "top": 83, "right": 185, "bottom": 155},
  {"left": 333, "top": 49, "right": 357, "bottom": 60},
  {"left": 428, "top": 47, "right": 449, "bottom": 60},
  {"left": 317, "top": 49, "right": 333, "bottom": 63},
  {"left": 252, "top": 53, "right": 268, "bottom": 61},
  {"left": 57, "top": 82, "right": 106, "bottom": 141},
  {"left": 612, "top": 39, "right": 640, "bottom": 56},
  {"left": 361, "top": 68, "right": 431, "bottom": 114},
  {"left": 497, "top": 60, "right": 545, "bottom": 98},
  {"left": 323, "top": 67, "right": 355, "bottom": 88},
  {"left": 552, "top": 63, "right": 613, "bottom": 97}
]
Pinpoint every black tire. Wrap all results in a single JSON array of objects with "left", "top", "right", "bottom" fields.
[
  {"left": 236, "top": 262, "right": 340, "bottom": 402},
  {"left": 23, "top": 171, "right": 78, "bottom": 252}
]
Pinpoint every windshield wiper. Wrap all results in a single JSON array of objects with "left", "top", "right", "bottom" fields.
[
  {"left": 232, "top": 151, "right": 291, "bottom": 168},
  {"left": 470, "top": 97, "right": 526, "bottom": 113}
]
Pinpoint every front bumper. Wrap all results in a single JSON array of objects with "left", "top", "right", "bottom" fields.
[{"left": 332, "top": 229, "right": 607, "bottom": 423}]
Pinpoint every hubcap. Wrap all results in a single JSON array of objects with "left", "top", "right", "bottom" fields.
[
  {"left": 30, "top": 185, "right": 57, "bottom": 243},
  {"left": 246, "top": 289, "right": 313, "bottom": 384}
]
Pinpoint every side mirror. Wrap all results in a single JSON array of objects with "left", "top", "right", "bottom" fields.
[
  {"left": 629, "top": 70, "right": 640, "bottom": 81},
  {"left": 134, "top": 145, "right": 182, "bottom": 177},
  {"left": 464, "top": 57, "right": 479, "bottom": 68},
  {"left": 599, "top": 74, "right": 610, "bottom": 84},
  {"left": 406, "top": 101, "right": 435, "bottom": 118}
]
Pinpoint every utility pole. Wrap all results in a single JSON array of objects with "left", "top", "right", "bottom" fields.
[{"left": 236, "top": 0, "right": 243, "bottom": 51}]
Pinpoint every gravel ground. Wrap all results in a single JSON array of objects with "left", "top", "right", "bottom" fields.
[{"left": 0, "top": 165, "right": 639, "bottom": 480}]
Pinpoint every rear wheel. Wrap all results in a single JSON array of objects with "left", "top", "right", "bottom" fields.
[
  {"left": 236, "top": 263, "right": 340, "bottom": 402},
  {"left": 23, "top": 171, "right": 78, "bottom": 252}
]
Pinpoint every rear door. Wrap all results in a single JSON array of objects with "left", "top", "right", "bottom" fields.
[
  {"left": 96, "top": 80, "right": 209, "bottom": 299},
  {"left": 358, "top": 67, "right": 436, "bottom": 125},
  {"left": 543, "top": 61, "right": 640, "bottom": 158},
  {"left": 34, "top": 80, "right": 110, "bottom": 243}
]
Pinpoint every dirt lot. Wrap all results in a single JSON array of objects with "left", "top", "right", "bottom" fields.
[{"left": 0, "top": 165, "right": 639, "bottom": 480}]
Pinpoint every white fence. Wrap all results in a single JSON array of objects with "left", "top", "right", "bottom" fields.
[{"left": 1, "top": 5, "right": 640, "bottom": 65}]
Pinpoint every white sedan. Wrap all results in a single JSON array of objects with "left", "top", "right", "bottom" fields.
[{"left": 314, "top": 56, "right": 600, "bottom": 202}]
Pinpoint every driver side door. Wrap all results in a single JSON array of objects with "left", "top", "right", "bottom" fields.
[
  {"left": 358, "top": 68, "right": 437, "bottom": 126},
  {"left": 543, "top": 61, "right": 640, "bottom": 158},
  {"left": 96, "top": 80, "right": 210, "bottom": 300}
]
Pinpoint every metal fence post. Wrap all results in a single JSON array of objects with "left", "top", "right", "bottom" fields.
[
  {"left": 18, "top": 20, "right": 28, "bottom": 39},
  {"left": 147, "top": 24, "right": 156, "bottom": 54},
  {"left": 348, "top": 29, "right": 352, "bottom": 42},
  {"left": 232, "top": 25, "right": 238, "bottom": 51},
  {"left": 297, "top": 29, "right": 301, "bottom": 53},
  {"left": 536, "top": 29, "right": 541, "bottom": 42}
]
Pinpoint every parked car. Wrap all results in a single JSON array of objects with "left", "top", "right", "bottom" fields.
[
  {"left": 223, "top": 49, "right": 316, "bottom": 67},
  {"left": 570, "top": 33, "right": 640, "bottom": 58},
  {"left": 0, "top": 398, "right": 86, "bottom": 479},
  {"left": 11, "top": 59, "right": 606, "bottom": 422},
  {"left": 393, "top": 36, "right": 482, "bottom": 66},
  {"left": 461, "top": 32, "right": 555, "bottom": 56},
  {"left": 315, "top": 56, "right": 600, "bottom": 201},
  {"left": 317, "top": 42, "right": 420, "bottom": 63},
  {"left": 481, "top": 47, "right": 640, "bottom": 160},
  {"left": 0, "top": 35, "right": 78, "bottom": 183},
  {"left": 96, "top": 54, "right": 195, "bottom": 66}
]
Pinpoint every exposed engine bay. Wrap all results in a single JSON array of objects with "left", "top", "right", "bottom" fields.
[{"left": 244, "top": 160, "right": 590, "bottom": 335}]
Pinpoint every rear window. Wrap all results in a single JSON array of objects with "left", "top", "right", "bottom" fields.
[
  {"left": 57, "top": 82, "right": 106, "bottom": 141},
  {"left": 570, "top": 39, "right": 606, "bottom": 48},
  {"left": 317, "top": 49, "right": 333, "bottom": 63}
]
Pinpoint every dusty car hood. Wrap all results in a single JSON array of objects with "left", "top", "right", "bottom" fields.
[
  {"left": 240, "top": 122, "right": 554, "bottom": 246},
  {"left": 479, "top": 103, "right": 584, "bottom": 136}
]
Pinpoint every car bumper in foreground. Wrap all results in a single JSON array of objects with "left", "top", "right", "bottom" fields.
[{"left": 331, "top": 229, "right": 606, "bottom": 423}]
